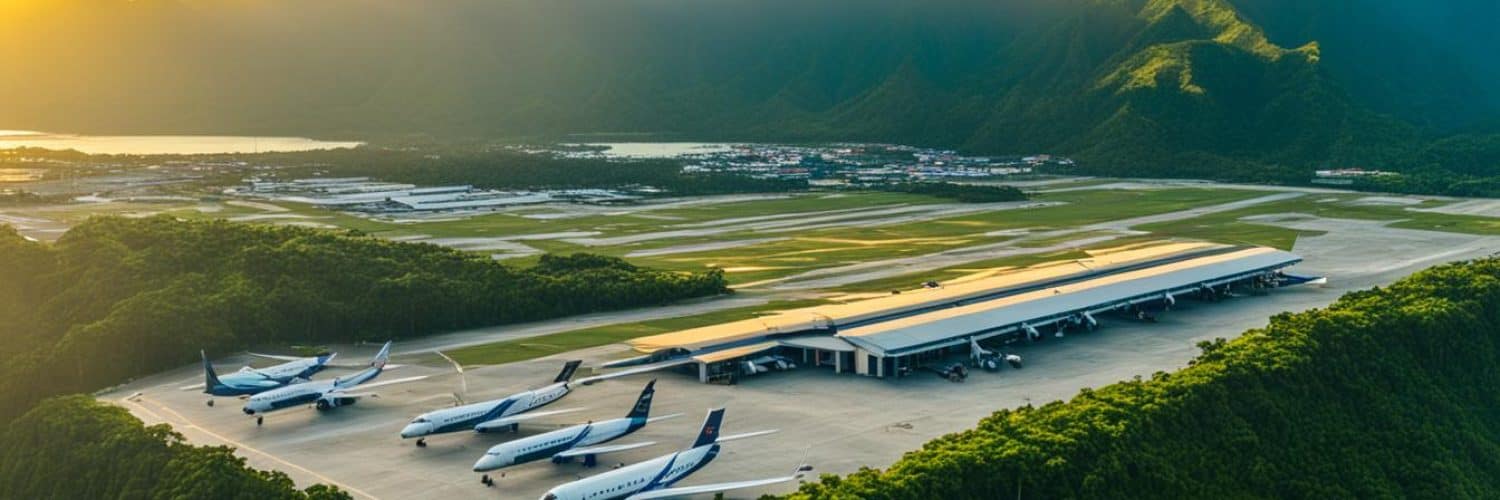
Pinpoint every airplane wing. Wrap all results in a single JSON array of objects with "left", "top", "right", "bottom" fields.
[
  {"left": 716, "top": 429, "right": 778, "bottom": 443},
  {"left": 247, "top": 352, "right": 305, "bottom": 362},
  {"left": 575, "top": 358, "right": 695, "bottom": 385},
  {"left": 328, "top": 363, "right": 405, "bottom": 370},
  {"left": 325, "top": 373, "right": 426, "bottom": 396},
  {"left": 472, "top": 407, "right": 588, "bottom": 432},
  {"left": 624, "top": 474, "right": 803, "bottom": 500},
  {"left": 645, "top": 413, "right": 685, "bottom": 424},
  {"left": 353, "top": 375, "right": 428, "bottom": 390},
  {"left": 552, "top": 441, "right": 656, "bottom": 459},
  {"left": 331, "top": 375, "right": 429, "bottom": 398}
]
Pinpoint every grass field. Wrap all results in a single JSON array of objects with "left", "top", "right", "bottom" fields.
[
  {"left": 1134, "top": 194, "right": 1500, "bottom": 248},
  {"left": 20, "top": 182, "right": 1500, "bottom": 371},
  {"left": 620, "top": 188, "right": 1269, "bottom": 283},
  {"left": 445, "top": 298, "right": 828, "bottom": 366}
]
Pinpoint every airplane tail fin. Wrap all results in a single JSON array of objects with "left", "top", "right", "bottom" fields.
[
  {"left": 626, "top": 379, "right": 657, "bottom": 420},
  {"left": 554, "top": 360, "right": 583, "bottom": 384},
  {"left": 370, "top": 341, "right": 393, "bottom": 369},
  {"left": 200, "top": 350, "right": 222, "bottom": 393},
  {"left": 691, "top": 407, "right": 725, "bottom": 448}
]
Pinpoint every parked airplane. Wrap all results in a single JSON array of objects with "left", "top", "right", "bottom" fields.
[
  {"left": 538, "top": 408, "right": 807, "bottom": 500},
  {"left": 401, "top": 360, "right": 585, "bottom": 447},
  {"left": 242, "top": 341, "right": 425, "bottom": 425},
  {"left": 969, "top": 337, "right": 1022, "bottom": 372},
  {"left": 471, "top": 380, "right": 680, "bottom": 482},
  {"left": 185, "top": 350, "right": 341, "bottom": 405}
]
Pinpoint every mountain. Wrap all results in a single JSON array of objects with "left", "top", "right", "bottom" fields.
[
  {"left": 1233, "top": 0, "right": 1500, "bottom": 132},
  {"left": 0, "top": 0, "right": 1492, "bottom": 177}
]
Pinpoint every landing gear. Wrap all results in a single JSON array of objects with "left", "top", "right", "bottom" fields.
[
  {"left": 510, "top": 423, "right": 519, "bottom": 433},
  {"left": 256, "top": 416, "right": 264, "bottom": 426},
  {"left": 416, "top": 438, "right": 427, "bottom": 448},
  {"left": 582, "top": 454, "right": 598, "bottom": 468},
  {"left": 480, "top": 475, "right": 493, "bottom": 487},
  {"left": 206, "top": 399, "right": 215, "bottom": 407}
]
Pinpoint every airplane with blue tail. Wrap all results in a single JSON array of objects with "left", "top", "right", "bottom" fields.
[
  {"left": 401, "top": 360, "right": 585, "bottom": 447},
  {"left": 539, "top": 407, "right": 807, "bottom": 500},
  {"left": 241, "top": 341, "right": 426, "bottom": 425},
  {"left": 187, "top": 349, "right": 345, "bottom": 406},
  {"left": 471, "top": 380, "right": 681, "bottom": 481}
]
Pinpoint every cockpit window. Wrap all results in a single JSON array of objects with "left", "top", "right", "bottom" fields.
[
  {"left": 412, "top": 417, "right": 429, "bottom": 424},
  {"left": 543, "top": 495, "right": 556, "bottom": 500}
]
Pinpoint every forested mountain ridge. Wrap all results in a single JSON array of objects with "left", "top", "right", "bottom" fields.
[
  {"left": 0, "top": 0, "right": 1494, "bottom": 178},
  {"left": 785, "top": 258, "right": 1500, "bottom": 498}
]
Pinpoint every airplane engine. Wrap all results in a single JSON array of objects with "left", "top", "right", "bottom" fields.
[
  {"left": 315, "top": 395, "right": 358, "bottom": 411},
  {"left": 980, "top": 357, "right": 1000, "bottom": 372}
]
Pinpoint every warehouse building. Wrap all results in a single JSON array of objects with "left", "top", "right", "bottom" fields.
[{"left": 609, "top": 243, "right": 1313, "bottom": 383}]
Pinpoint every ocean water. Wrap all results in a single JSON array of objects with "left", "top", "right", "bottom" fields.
[{"left": 0, "top": 131, "right": 362, "bottom": 155}]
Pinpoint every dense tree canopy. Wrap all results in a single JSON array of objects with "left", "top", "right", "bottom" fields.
[
  {"left": 0, "top": 395, "right": 350, "bottom": 500},
  {"left": 0, "top": 218, "right": 728, "bottom": 422},
  {"left": 788, "top": 257, "right": 1500, "bottom": 498},
  {"left": 877, "top": 182, "right": 1027, "bottom": 203}
]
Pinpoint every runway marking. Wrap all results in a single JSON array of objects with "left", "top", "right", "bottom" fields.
[{"left": 130, "top": 395, "right": 382, "bottom": 500}]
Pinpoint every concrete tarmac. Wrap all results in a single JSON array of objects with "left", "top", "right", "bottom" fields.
[{"left": 100, "top": 217, "right": 1500, "bottom": 499}]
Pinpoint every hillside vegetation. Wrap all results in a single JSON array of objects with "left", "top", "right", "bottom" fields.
[
  {"left": 0, "top": 396, "right": 350, "bottom": 500},
  {"left": 788, "top": 257, "right": 1500, "bottom": 498},
  {"left": 2, "top": 0, "right": 1496, "bottom": 179},
  {"left": 0, "top": 219, "right": 727, "bottom": 423}
]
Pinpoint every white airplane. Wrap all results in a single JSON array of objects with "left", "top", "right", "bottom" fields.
[
  {"left": 401, "top": 360, "right": 584, "bottom": 447},
  {"left": 969, "top": 337, "right": 1022, "bottom": 372},
  {"left": 539, "top": 408, "right": 808, "bottom": 500},
  {"left": 182, "top": 351, "right": 345, "bottom": 404},
  {"left": 472, "top": 380, "right": 680, "bottom": 481},
  {"left": 242, "top": 341, "right": 425, "bottom": 425}
]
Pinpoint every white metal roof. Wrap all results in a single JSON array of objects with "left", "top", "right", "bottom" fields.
[
  {"left": 837, "top": 248, "right": 1301, "bottom": 356},
  {"left": 627, "top": 242, "right": 1226, "bottom": 353}
]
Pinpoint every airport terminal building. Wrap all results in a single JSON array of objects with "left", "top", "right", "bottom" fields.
[{"left": 609, "top": 243, "right": 1315, "bottom": 383}]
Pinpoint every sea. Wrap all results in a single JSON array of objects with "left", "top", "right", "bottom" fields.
[{"left": 0, "top": 130, "right": 362, "bottom": 155}]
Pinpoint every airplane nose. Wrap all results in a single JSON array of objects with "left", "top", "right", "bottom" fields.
[
  {"left": 472, "top": 456, "right": 502, "bottom": 472},
  {"left": 401, "top": 424, "right": 428, "bottom": 439}
]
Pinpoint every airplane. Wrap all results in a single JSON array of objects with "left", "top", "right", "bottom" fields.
[
  {"left": 969, "top": 337, "right": 1022, "bottom": 372},
  {"left": 471, "top": 380, "right": 681, "bottom": 482},
  {"left": 242, "top": 341, "right": 425, "bottom": 425},
  {"left": 185, "top": 350, "right": 342, "bottom": 406},
  {"left": 401, "top": 360, "right": 585, "bottom": 447},
  {"left": 538, "top": 407, "right": 808, "bottom": 500}
]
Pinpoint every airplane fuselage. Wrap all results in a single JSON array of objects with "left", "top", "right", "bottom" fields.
[
  {"left": 244, "top": 363, "right": 380, "bottom": 415},
  {"left": 402, "top": 381, "right": 570, "bottom": 439},
  {"left": 243, "top": 379, "right": 336, "bottom": 414},
  {"left": 474, "top": 416, "right": 644, "bottom": 472},
  {"left": 541, "top": 444, "right": 720, "bottom": 500},
  {"left": 207, "top": 356, "right": 331, "bottom": 396}
]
